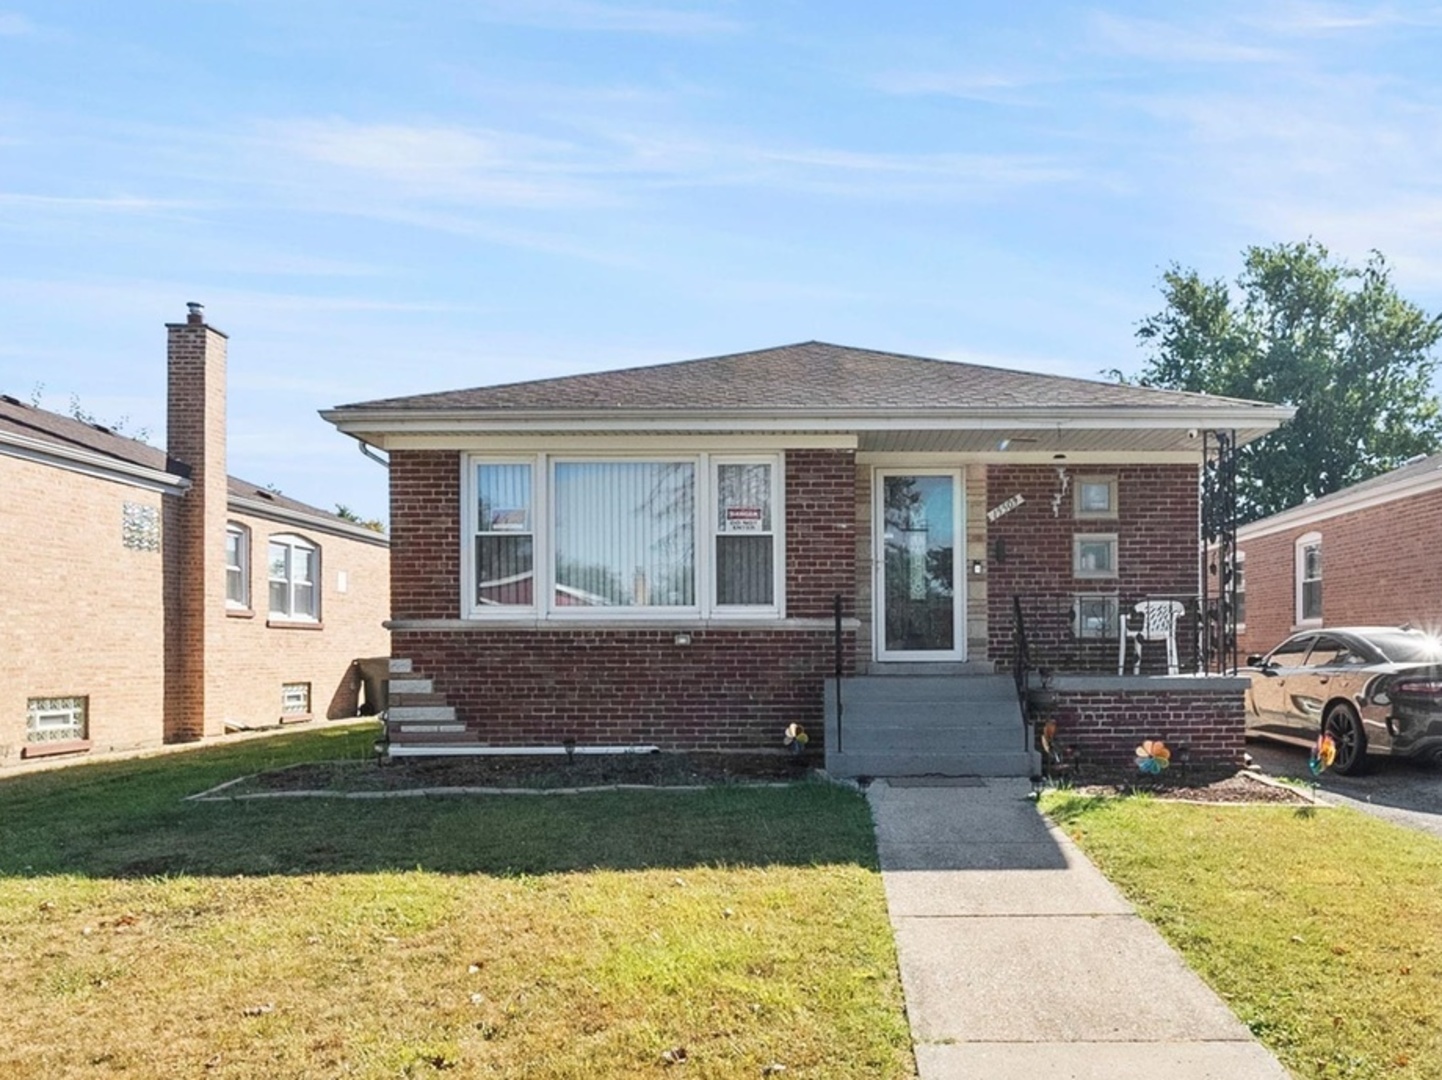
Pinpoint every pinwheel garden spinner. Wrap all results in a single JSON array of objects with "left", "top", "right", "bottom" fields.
[
  {"left": 1309, "top": 732, "right": 1337, "bottom": 777},
  {"left": 1135, "top": 739, "right": 1171, "bottom": 776}
]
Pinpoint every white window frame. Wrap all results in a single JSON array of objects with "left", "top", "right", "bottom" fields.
[
  {"left": 1295, "top": 532, "right": 1322, "bottom": 627},
  {"left": 281, "top": 681, "right": 312, "bottom": 718},
  {"left": 1232, "top": 549, "right": 1246, "bottom": 632},
  {"left": 268, "top": 534, "right": 321, "bottom": 622},
  {"left": 226, "top": 523, "right": 251, "bottom": 610},
  {"left": 1073, "top": 533, "right": 1119, "bottom": 579},
  {"left": 1073, "top": 476, "right": 1118, "bottom": 520},
  {"left": 461, "top": 452, "right": 785, "bottom": 621}
]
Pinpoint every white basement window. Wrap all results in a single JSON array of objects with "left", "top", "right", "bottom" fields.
[
  {"left": 281, "top": 682, "right": 312, "bottom": 718},
  {"left": 27, "top": 696, "right": 88, "bottom": 743}
]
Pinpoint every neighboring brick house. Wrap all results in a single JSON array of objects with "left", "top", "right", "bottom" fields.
[
  {"left": 0, "top": 304, "right": 389, "bottom": 766},
  {"left": 1236, "top": 453, "right": 1442, "bottom": 657},
  {"left": 323, "top": 342, "right": 1290, "bottom": 769}
]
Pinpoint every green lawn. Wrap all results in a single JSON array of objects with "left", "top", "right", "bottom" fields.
[
  {"left": 1043, "top": 791, "right": 1442, "bottom": 1080},
  {"left": 0, "top": 725, "right": 914, "bottom": 1078}
]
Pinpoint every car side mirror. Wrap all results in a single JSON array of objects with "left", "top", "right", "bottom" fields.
[{"left": 1246, "top": 653, "right": 1265, "bottom": 667}]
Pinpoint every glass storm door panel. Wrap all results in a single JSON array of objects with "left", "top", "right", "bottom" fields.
[{"left": 876, "top": 471, "right": 963, "bottom": 661}]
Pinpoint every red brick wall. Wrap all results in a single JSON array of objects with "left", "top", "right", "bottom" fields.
[
  {"left": 390, "top": 450, "right": 462, "bottom": 620},
  {"left": 388, "top": 448, "right": 857, "bottom": 749},
  {"left": 1238, "top": 486, "right": 1442, "bottom": 656},
  {"left": 1043, "top": 683, "right": 1247, "bottom": 769},
  {"left": 394, "top": 627, "right": 848, "bottom": 749},
  {"left": 988, "top": 464, "right": 1200, "bottom": 671},
  {"left": 785, "top": 449, "right": 856, "bottom": 618}
]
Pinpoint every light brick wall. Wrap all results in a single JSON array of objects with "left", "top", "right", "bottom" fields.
[
  {"left": 988, "top": 464, "right": 1201, "bottom": 671},
  {"left": 217, "top": 513, "right": 390, "bottom": 727},
  {"left": 1237, "top": 486, "right": 1442, "bottom": 656},
  {"left": 165, "top": 315, "right": 229, "bottom": 740},
  {"left": 0, "top": 456, "right": 168, "bottom": 762}
]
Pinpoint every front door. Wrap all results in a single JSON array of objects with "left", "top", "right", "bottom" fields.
[{"left": 875, "top": 470, "right": 964, "bottom": 661}]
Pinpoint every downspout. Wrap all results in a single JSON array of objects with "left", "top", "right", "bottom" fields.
[{"left": 355, "top": 438, "right": 389, "bottom": 468}]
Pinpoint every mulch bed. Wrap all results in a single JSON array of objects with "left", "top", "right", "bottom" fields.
[
  {"left": 1059, "top": 766, "right": 1314, "bottom": 805},
  {"left": 237, "top": 751, "right": 814, "bottom": 794},
  {"left": 221, "top": 752, "right": 1312, "bottom": 804}
]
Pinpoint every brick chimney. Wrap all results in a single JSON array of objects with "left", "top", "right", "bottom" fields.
[{"left": 164, "top": 302, "right": 229, "bottom": 741}]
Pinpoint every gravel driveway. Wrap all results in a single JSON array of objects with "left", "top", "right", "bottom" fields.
[{"left": 1245, "top": 739, "right": 1442, "bottom": 840}]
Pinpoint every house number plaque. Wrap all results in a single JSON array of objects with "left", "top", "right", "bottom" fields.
[{"left": 986, "top": 493, "right": 1025, "bottom": 523}]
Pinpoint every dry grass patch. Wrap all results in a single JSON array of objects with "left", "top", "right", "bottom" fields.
[{"left": 0, "top": 726, "right": 912, "bottom": 1078}]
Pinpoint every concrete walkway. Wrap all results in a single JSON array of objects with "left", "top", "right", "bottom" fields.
[{"left": 868, "top": 778, "right": 1293, "bottom": 1079}]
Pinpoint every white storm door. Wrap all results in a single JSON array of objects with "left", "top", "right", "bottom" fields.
[{"left": 874, "top": 470, "right": 964, "bottom": 662}]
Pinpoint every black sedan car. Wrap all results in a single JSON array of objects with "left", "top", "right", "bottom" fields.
[{"left": 1245, "top": 626, "right": 1442, "bottom": 774}]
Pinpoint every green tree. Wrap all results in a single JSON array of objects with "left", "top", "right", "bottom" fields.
[{"left": 1121, "top": 240, "right": 1442, "bottom": 522}]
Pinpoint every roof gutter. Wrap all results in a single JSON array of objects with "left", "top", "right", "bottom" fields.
[
  {"left": 321, "top": 403, "right": 1296, "bottom": 441},
  {"left": 0, "top": 429, "right": 190, "bottom": 495}
]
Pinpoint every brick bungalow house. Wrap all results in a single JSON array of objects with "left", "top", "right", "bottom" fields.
[
  {"left": 1236, "top": 452, "right": 1442, "bottom": 657},
  {"left": 0, "top": 304, "right": 389, "bottom": 766},
  {"left": 323, "top": 342, "right": 1290, "bottom": 773}
]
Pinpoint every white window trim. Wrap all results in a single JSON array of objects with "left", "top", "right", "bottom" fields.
[
  {"left": 1295, "top": 531, "right": 1322, "bottom": 628},
  {"left": 1232, "top": 549, "right": 1246, "bottom": 632},
  {"left": 1073, "top": 533, "right": 1119, "bottom": 579},
  {"left": 461, "top": 452, "right": 785, "bottom": 621},
  {"left": 226, "top": 522, "right": 251, "bottom": 610},
  {"left": 269, "top": 533, "right": 321, "bottom": 622},
  {"left": 1073, "top": 476, "right": 1118, "bottom": 520}
]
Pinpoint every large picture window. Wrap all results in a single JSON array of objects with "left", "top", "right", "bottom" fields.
[
  {"left": 465, "top": 454, "right": 782, "bottom": 618},
  {"left": 269, "top": 535, "right": 320, "bottom": 621}
]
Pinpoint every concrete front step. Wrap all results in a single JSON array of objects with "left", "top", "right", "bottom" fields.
[
  {"left": 387, "top": 729, "right": 477, "bottom": 744},
  {"left": 826, "top": 750, "right": 1039, "bottom": 779},
  {"left": 840, "top": 674, "right": 1019, "bottom": 704},
  {"left": 387, "top": 705, "right": 458, "bottom": 722},
  {"left": 388, "top": 677, "right": 433, "bottom": 695},
  {"left": 388, "top": 658, "right": 414, "bottom": 675}
]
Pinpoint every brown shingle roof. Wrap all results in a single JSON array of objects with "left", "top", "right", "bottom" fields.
[
  {"left": 337, "top": 341, "right": 1272, "bottom": 413},
  {"left": 0, "top": 394, "right": 354, "bottom": 525}
]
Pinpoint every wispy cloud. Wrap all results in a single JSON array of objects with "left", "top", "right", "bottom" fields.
[
  {"left": 0, "top": 11, "right": 36, "bottom": 36},
  {"left": 1089, "top": 11, "right": 1286, "bottom": 63},
  {"left": 469, "top": 0, "right": 742, "bottom": 36},
  {"left": 871, "top": 69, "right": 1060, "bottom": 104},
  {"left": 1242, "top": 2, "right": 1442, "bottom": 35},
  {"left": 0, "top": 192, "right": 202, "bottom": 215}
]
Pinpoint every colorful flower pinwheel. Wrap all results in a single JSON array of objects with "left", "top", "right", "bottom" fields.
[
  {"left": 784, "top": 722, "right": 809, "bottom": 754},
  {"left": 1135, "top": 739, "right": 1171, "bottom": 775},
  {"left": 1309, "top": 732, "right": 1337, "bottom": 777}
]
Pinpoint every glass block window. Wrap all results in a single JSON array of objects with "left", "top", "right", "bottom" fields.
[
  {"left": 1073, "top": 534, "right": 1118, "bottom": 578},
  {"left": 122, "top": 502, "right": 161, "bottom": 551},
  {"left": 27, "top": 697, "right": 88, "bottom": 743},
  {"left": 281, "top": 683, "right": 311, "bottom": 716},
  {"left": 1073, "top": 595, "right": 1119, "bottom": 640},
  {"left": 1074, "top": 477, "right": 1117, "bottom": 519}
]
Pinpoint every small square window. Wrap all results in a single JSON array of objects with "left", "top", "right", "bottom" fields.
[
  {"left": 1074, "top": 477, "right": 1117, "bottom": 519},
  {"left": 1074, "top": 534, "right": 1118, "bottom": 578},
  {"left": 27, "top": 696, "right": 88, "bottom": 743},
  {"left": 281, "top": 682, "right": 311, "bottom": 718},
  {"left": 1073, "top": 594, "right": 1119, "bottom": 640}
]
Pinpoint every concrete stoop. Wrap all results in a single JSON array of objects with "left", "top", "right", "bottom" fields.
[{"left": 824, "top": 674, "right": 1039, "bottom": 779}]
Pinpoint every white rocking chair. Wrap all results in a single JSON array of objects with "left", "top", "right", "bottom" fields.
[{"left": 1118, "top": 600, "right": 1184, "bottom": 675}]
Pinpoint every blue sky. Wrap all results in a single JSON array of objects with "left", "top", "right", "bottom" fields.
[{"left": 4, "top": 1, "right": 1442, "bottom": 521}]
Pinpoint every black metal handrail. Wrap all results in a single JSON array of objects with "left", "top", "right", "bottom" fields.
[{"left": 1012, "top": 594, "right": 1034, "bottom": 750}]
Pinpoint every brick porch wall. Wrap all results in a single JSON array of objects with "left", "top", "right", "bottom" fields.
[
  {"left": 1040, "top": 680, "right": 1248, "bottom": 769},
  {"left": 388, "top": 448, "right": 858, "bottom": 750},
  {"left": 988, "top": 463, "right": 1201, "bottom": 672}
]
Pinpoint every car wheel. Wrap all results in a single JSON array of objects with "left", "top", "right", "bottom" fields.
[{"left": 1323, "top": 703, "right": 1368, "bottom": 776}]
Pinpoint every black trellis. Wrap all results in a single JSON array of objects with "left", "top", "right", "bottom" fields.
[{"left": 1200, "top": 430, "right": 1240, "bottom": 674}]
